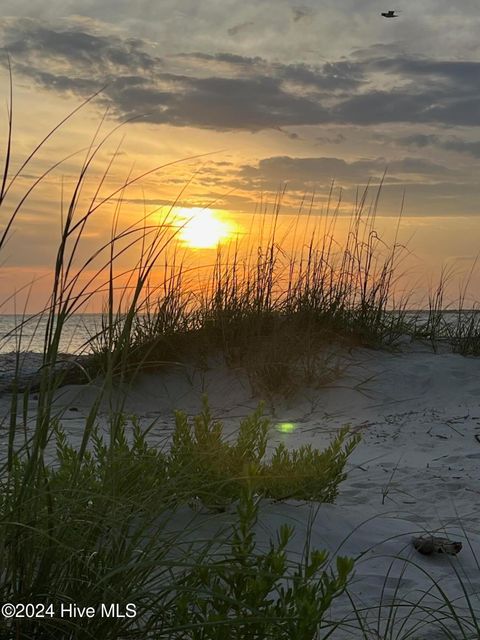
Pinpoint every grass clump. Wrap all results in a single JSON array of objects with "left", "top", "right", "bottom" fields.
[{"left": 89, "top": 197, "right": 411, "bottom": 396}]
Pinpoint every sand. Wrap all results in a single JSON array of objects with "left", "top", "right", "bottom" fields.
[{"left": 3, "top": 342, "right": 480, "bottom": 637}]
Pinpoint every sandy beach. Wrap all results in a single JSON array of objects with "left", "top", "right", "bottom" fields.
[
  {"left": 4, "top": 342, "right": 480, "bottom": 637},
  {"left": 4, "top": 3, "right": 480, "bottom": 636}
]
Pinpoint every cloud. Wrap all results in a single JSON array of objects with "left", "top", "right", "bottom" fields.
[
  {"left": 367, "top": 56, "right": 480, "bottom": 90},
  {"left": 399, "top": 134, "right": 440, "bottom": 148},
  {"left": 281, "top": 130, "right": 301, "bottom": 140},
  {"left": 316, "top": 132, "right": 346, "bottom": 144},
  {"left": 334, "top": 51, "right": 480, "bottom": 126},
  {"left": 2, "top": 18, "right": 156, "bottom": 72},
  {"left": 0, "top": 19, "right": 362, "bottom": 131},
  {"left": 175, "top": 52, "right": 364, "bottom": 91},
  {"left": 237, "top": 155, "right": 451, "bottom": 191},
  {"left": 292, "top": 7, "right": 313, "bottom": 22},
  {"left": 399, "top": 133, "right": 480, "bottom": 159},
  {"left": 441, "top": 139, "right": 480, "bottom": 158},
  {"left": 388, "top": 157, "right": 449, "bottom": 176},
  {"left": 227, "top": 21, "right": 254, "bottom": 36},
  {"left": 3, "top": 19, "right": 480, "bottom": 131}
]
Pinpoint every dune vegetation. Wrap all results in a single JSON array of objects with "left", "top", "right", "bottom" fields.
[{"left": 2, "top": 85, "right": 480, "bottom": 639}]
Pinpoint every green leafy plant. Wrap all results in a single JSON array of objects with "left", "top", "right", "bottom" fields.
[
  {"left": 0, "top": 406, "right": 357, "bottom": 639},
  {"left": 167, "top": 397, "right": 360, "bottom": 509},
  {"left": 169, "top": 485, "right": 354, "bottom": 640},
  {"left": 262, "top": 427, "right": 358, "bottom": 503}
]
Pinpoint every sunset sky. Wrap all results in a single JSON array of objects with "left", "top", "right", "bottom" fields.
[{"left": 1, "top": 1, "right": 480, "bottom": 308}]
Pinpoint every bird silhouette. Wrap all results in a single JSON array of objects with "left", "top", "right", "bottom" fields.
[{"left": 381, "top": 10, "right": 400, "bottom": 18}]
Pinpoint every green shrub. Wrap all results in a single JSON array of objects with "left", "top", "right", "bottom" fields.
[
  {"left": 167, "top": 396, "right": 359, "bottom": 509},
  {"left": 169, "top": 485, "right": 354, "bottom": 639},
  {"left": 262, "top": 428, "right": 358, "bottom": 502},
  {"left": 0, "top": 417, "right": 169, "bottom": 639},
  {"left": 0, "top": 399, "right": 357, "bottom": 638}
]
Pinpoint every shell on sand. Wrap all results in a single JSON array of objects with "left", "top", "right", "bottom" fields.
[{"left": 413, "top": 535, "right": 462, "bottom": 556}]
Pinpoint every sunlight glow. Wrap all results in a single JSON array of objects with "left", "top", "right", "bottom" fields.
[{"left": 177, "top": 208, "right": 236, "bottom": 249}]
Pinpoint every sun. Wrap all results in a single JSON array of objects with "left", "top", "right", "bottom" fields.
[{"left": 176, "top": 208, "right": 235, "bottom": 249}]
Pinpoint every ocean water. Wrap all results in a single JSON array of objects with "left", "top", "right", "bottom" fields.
[{"left": 0, "top": 314, "right": 103, "bottom": 355}]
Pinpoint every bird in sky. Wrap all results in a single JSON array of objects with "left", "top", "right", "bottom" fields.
[{"left": 381, "top": 10, "right": 400, "bottom": 18}]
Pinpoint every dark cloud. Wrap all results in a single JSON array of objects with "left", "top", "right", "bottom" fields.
[
  {"left": 367, "top": 56, "right": 480, "bottom": 91},
  {"left": 388, "top": 157, "right": 449, "bottom": 175},
  {"left": 280, "top": 60, "right": 364, "bottom": 91},
  {"left": 441, "top": 138, "right": 480, "bottom": 158},
  {"left": 292, "top": 7, "right": 313, "bottom": 22},
  {"left": 175, "top": 52, "right": 363, "bottom": 91},
  {"left": 227, "top": 21, "right": 254, "bottom": 36},
  {"left": 3, "top": 19, "right": 480, "bottom": 131},
  {"left": 332, "top": 89, "right": 480, "bottom": 128},
  {"left": 333, "top": 91, "right": 434, "bottom": 125},
  {"left": 399, "top": 134, "right": 480, "bottom": 159},
  {"left": 177, "top": 51, "right": 263, "bottom": 67},
  {"left": 2, "top": 19, "right": 156, "bottom": 72},
  {"left": 316, "top": 133, "right": 346, "bottom": 144},
  {"left": 0, "top": 20, "right": 359, "bottom": 131},
  {"left": 281, "top": 130, "right": 301, "bottom": 140},
  {"left": 400, "top": 134, "right": 440, "bottom": 148},
  {"left": 105, "top": 74, "right": 332, "bottom": 129},
  {"left": 333, "top": 55, "right": 480, "bottom": 126},
  {"left": 333, "top": 54, "right": 480, "bottom": 126},
  {"left": 237, "top": 155, "right": 451, "bottom": 192},
  {"left": 14, "top": 64, "right": 99, "bottom": 93}
]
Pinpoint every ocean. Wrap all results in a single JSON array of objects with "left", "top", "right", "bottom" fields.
[{"left": 0, "top": 314, "right": 103, "bottom": 355}]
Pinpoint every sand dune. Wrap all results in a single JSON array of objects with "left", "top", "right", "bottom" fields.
[{"left": 4, "top": 344, "right": 480, "bottom": 636}]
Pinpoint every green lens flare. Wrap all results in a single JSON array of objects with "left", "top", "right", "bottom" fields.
[{"left": 277, "top": 422, "right": 296, "bottom": 434}]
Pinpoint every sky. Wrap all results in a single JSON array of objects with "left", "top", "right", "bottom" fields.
[{"left": 1, "top": 1, "right": 480, "bottom": 309}]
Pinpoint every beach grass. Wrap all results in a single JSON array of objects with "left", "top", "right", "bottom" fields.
[{"left": 88, "top": 187, "right": 414, "bottom": 397}]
